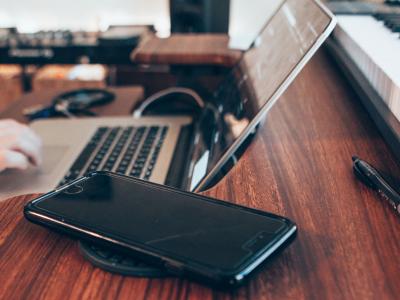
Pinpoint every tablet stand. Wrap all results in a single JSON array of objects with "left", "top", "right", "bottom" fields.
[{"left": 79, "top": 241, "right": 169, "bottom": 277}]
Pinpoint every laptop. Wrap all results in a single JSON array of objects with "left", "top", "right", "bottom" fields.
[{"left": 0, "top": 0, "right": 335, "bottom": 200}]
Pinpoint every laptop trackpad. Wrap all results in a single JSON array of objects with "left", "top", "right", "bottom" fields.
[
  {"left": 39, "top": 145, "right": 70, "bottom": 174},
  {"left": 0, "top": 145, "right": 70, "bottom": 200}
]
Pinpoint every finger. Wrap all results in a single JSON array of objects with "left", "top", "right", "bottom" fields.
[
  {"left": 0, "top": 150, "right": 29, "bottom": 170},
  {"left": 0, "top": 125, "right": 42, "bottom": 152},
  {"left": 0, "top": 119, "right": 20, "bottom": 130},
  {"left": 12, "top": 137, "right": 42, "bottom": 167}
]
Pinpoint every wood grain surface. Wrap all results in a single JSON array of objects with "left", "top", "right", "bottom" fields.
[
  {"left": 131, "top": 34, "right": 242, "bottom": 67},
  {"left": 0, "top": 86, "right": 144, "bottom": 124},
  {"left": 1, "top": 49, "right": 400, "bottom": 299},
  {"left": 0, "top": 65, "right": 23, "bottom": 112}
]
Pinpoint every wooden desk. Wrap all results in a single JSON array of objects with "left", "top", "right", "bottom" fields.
[
  {"left": 131, "top": 34, "right": 242, "bottom": 67},
  {"left": 0, "top": 86, "right": 144, "bottom": 124},
  {"left": 1, "top": 49, "right": 400, "bottom": 299}
]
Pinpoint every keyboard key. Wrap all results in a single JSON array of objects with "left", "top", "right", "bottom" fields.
[
  {"left": 114, "top": 128, "right": 144, "bottom": 174},
  {"left": 57, "top": 128, "right": 108, "bottom": 186},
  {"left": 58, "top": 125, "right": 169, "bottom": 186},
  {"left": 141, "top": 127, "right": 168, "bottom": 180}
]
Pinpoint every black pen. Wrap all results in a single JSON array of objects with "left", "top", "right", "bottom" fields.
[{"left": 352, "top": 156, "right": 400, "bottom": 217}]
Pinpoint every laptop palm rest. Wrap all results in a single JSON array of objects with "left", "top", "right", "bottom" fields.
[{"left": 0, "top": 145, "right": 69, "bottom": 200}]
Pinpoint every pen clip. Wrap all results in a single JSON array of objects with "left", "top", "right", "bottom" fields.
[
  {"left": 377, "top": 171, "right": 400, "bottom": 195},
  {"left": 353, "top": 162, "right": 376, "bottom": 189}
]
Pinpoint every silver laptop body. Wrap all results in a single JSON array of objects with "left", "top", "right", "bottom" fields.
[{"left": 0, "top": 116, "right": 191, "bottom": 200}]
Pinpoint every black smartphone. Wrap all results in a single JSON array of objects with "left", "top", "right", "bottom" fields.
[{"left": 24, "top": 172, "right": 297, "bottom": 286}]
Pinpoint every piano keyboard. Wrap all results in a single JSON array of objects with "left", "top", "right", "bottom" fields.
[{"left": 333, "top": 13, "right": 400, "bottom": 120}]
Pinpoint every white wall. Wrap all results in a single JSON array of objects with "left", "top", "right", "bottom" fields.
[
  {"left": 229, "top": 0, "right": 283, "bottom": 49},
  {"left": 0, "top": 0, "right": 170, "bottom": 34},
  {"left": 0, "top": 0, "right": 282, "bottom": 44}
]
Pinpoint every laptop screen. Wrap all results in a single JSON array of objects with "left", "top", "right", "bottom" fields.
[{"left": 191, "top": 0, "right": 335, "bottom": 191}]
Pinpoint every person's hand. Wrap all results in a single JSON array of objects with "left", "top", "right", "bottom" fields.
[{"left": 0, "top": 119, "right": 42, "bottom": 172}]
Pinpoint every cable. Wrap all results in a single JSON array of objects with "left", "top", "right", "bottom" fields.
[
  {"left": 54, "top": 101, "right": 77, "bottom": 119},
  {"left": 132, "top": 87, "right": 205, "bottom": 118}
]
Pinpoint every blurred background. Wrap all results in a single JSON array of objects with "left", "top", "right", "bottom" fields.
[
  {"left": 0, "top": 0, "right": 281, "bottom": 37},
  {"left": 0, "top": 0, "right": 389, "bottom": 113},
  {"left": 0, "top": 0, "right": 284, "bottom": 111}
]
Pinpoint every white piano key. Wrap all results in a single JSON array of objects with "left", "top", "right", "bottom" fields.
[{"left": 334, "top": 15, "right": 400, "bottom": 121}]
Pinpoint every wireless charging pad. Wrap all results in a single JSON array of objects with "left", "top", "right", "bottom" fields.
[{"left": 78, "top": 241, "right": 169, "bottom": 277}]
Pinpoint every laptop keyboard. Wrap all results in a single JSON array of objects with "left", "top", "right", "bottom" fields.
[{"left": 58, "top": 125, "right": 168, "bottom": 187}]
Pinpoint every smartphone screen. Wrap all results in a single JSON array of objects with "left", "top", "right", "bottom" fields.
[{"left": 31, "top": 173, "right": 293, "bottom": 272}]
